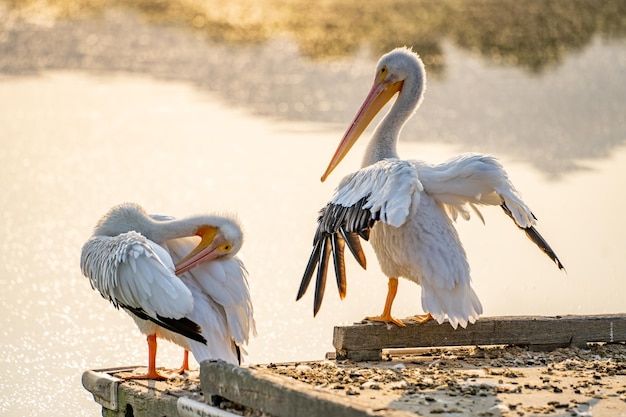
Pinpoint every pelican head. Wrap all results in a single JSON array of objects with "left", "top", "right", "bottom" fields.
[
  {"left": 321, "top": 47, "right": 426, "bottom": 182},
  {"left": 93, "top": 202, "right": 244, "bottom": 275},
  {"left": 172, "top": 214, "right": 244, "bottom": 275}
]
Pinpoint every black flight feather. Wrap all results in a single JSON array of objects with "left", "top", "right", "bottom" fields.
[
  {"left": 501, "top": 204, "right": 565, "bottom": 271},
  {"left": 297, "top": 195, "right": 378, "bottom": 316},
  {"left": 235, "top": 343, "right": 242, "bottom": 365},
  {"left": 296, "top": 239, "right": 322, "bottom": 301},
  {"left": 331, "top": 233, "right": 347, "bottom": 299},
  {"left": 340, "top": 228, "right": 367, "bottom": 269},
  {"left": 124, "top": 305, "right": 207, "bottom": 344},
  {"left": 313, "top": 236, "right": 331, "bottom": 316}
]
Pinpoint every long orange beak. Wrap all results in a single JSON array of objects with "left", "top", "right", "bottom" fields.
[
  {"left": 174, "top": 226, "right": 222, "bottom": 275},
  {"left": 321, "top": 77, "right": 404, "bottom": 182}
]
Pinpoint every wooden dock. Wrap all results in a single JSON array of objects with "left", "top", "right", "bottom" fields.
[
  {"left": 83, "top": 314, "right": 626, "bottom": 417},
  {"left": 81, "top": 367, "right": 226, "bottom": 417},
  {"left": 334, "top": 314, "right": 626, "bottom": 361}
]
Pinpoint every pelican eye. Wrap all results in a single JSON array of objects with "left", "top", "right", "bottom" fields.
[{"left": 221, "top": 243, "right": 232, "bottom": 252}]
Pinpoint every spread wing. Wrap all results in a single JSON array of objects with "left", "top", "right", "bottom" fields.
[
  {"left": 80, "top": 231, "right": 206, "bottom": 343},
  {"left": 418, "top": 153, "right": 564, "bottom": 270},
  {"left": 296, "top": 159, "right": 423, "bottom": 315}
]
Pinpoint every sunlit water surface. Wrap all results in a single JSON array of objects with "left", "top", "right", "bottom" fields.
[{"left": 0, "top": 36, "right": 625, "bottom": 417}]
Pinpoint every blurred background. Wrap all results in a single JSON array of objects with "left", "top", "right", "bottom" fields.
[{"left": 0, "top": 1, "right": 625, "bottom": 416}]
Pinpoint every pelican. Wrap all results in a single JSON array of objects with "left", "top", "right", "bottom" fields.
[
  {"left": 80, "top": 203, "right": 256, "bottom": 380},
  {"left": 297, "top": 47, "right": 564, "bottom": 328}
]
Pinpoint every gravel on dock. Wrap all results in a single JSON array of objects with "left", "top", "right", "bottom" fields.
[{"left": 256, "top": 344, "right": 626, "bottom": 416}]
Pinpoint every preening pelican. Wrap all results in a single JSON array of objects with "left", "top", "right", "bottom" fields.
[
  {"left": 297, "top": 47, "right": 564, "bottom": 328},
  {"left": 80, "top": 203, "right": 256, "bottom": 380}
]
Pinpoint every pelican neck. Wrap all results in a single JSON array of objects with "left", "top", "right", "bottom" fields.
[{"left": 361, "top": 61, "right": 425, "bottom": 167}]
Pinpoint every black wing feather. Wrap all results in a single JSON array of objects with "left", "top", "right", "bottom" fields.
[
  {"left": 296, "top": 239, "right": 322, "bottom": 301},
  {"left": 313, "top": 236, "right": 331, "bottom": 316},
  {"left": 501, "top": 204, "right": 565, "bottom": 270},
  {"left": 331, "top": 233, "right": 347, "bottom": 299},
  {"left": 124, "top": 305, "right": 207, "bottom": 344},
  {"left": 357, "top": 228, "right": 370, "bottom": 241},
  {"left": 339, "top": 228, "right": 367, "bottom": 269},
  {"left": 297, "top": 196, "right": 378, "bottom": 316}
]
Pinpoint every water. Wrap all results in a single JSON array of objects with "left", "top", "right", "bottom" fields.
[{"left": 0, "top": 3, "right": 625, "bottom": 416}]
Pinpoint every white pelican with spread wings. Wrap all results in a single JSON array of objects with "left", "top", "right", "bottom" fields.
[{"left": 297, "top": 47, "right": 564, "bottom": 328}]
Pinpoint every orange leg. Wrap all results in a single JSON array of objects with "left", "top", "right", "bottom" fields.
[
  {"left": 176, "top": 350, "right": 190, "bottom": 374},
  {"left": 412, "top": 312, "right": 433, "bottom": 324},
  {"left": 124, "top": 334, "right": 169, "bottom": 381},
  {"left": 366, "top": 277, "right": 405, "bottom": 327}
]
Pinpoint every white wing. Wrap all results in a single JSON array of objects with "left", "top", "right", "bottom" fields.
[
  {"left": 416, "top": 153, "right": 533, "bottom": 226},
  {"left": 417, "top": 153, "right": 564, "bottom": 269},
  {"left": 80, "top": 231, "right": 195, "bottom": 321}
]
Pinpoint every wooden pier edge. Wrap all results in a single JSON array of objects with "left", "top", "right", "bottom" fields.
[
  {"left": 200, "top": 360, "right": 415, "bottom": 417},
  {"left": 333, "top": 314, "right": 626, "bottom": 361},
  {"left": 81, "top": 368, "right": 245, "bottom": 417}
]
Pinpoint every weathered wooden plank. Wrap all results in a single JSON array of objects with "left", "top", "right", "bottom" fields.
[
  {"left": 200, "top": 360, "right": 416, "bottom": 417},
  {"left": 82, "top": 368, "right": 232, "bottom": 417},
  {"left": 82, "top": 369, "right": 122, "bottom": 410},
  {"left": 99, "top": 381, "right": 180, "bottom": 417},
  {"left": 334, "top": 314, "right": 626, "bottom": 361}
]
